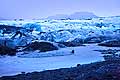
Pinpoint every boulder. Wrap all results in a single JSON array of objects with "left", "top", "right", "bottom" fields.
[
  {"left": 0, "top": 45, "right": 16, "bottom": 56},
  {"left": 23, "top": 41, "right": 58, "bottom": 52}
]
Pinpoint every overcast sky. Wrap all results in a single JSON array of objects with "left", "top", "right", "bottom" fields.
[{"left": 0, "top": 0, "right": 120, "bottom": 19}]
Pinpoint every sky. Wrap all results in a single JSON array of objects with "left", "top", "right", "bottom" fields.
[{"left": 0, "top": 0, "right": 120, "bottom": 19}]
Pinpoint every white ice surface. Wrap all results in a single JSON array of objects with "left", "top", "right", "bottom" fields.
[{"left": 1, "top": 44, "right": 120, "bottom": 77}]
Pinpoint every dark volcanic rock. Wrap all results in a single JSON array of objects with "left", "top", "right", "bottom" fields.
[
  {"left": 0, "top": 45, "right": 16, "bottom": 56},
  {"left": 95, "top": 49, "right": 120, "bottom": 61},
  {"left": 1, "top": 61, "right": 120, "bottom": 80},
  {"left": 23, "top": 41, "right": 58, "bottom": 52},
  {"left": 98, "top": 39, "right": 120, "bottom": 47},
  {"left": 81, "top": 63, "right": 120, "bottom": 80},
  {"left": 94, "top": 49, "right": 120, "bottom": 54}
]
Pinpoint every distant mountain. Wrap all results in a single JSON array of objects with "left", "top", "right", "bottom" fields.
[
  {"left": 46, "top": 12, "right": 98, "bottom": 20},
  {"left": 47, "top": 14, "right": 69, "bottom": 20},
  {"left": 69, "top": 12, "right": 98, "bottom": 19}
]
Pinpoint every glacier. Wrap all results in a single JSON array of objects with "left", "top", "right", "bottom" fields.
[
  {"left": 0, "top": 16, "right": 120, "bottom": 48},
  {"left": 0, "top": 16, "right": 120, "bottom": 76}
]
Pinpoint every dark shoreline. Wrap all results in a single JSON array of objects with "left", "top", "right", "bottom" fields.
[{"left": 1, "top": 60, "right": 120, "bottom": 80}]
